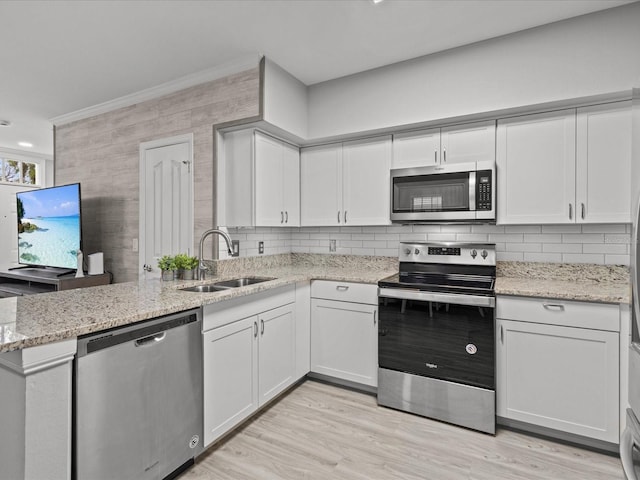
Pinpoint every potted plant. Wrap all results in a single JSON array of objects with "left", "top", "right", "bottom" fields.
[
  {"left": 157, "top": 255, "right": 176, "bottom": 281},
  {"left": 174, "top": 253, "right": 199, "bottom": 280}
]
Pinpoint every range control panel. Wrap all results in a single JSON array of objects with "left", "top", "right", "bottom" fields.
[
  {"left": 475, "top": 170, "right": 493, "bottom": 211},
  {"left": 400, "top": 242, "right": 496, "bottom": 266}
]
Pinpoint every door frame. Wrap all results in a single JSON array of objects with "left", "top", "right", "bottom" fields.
[{"left": 139, "top": 133, "right": 194, "bottom": 279}]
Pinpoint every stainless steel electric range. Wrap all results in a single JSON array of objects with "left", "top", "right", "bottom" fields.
[{"left": 377, "top": 242, "right": 496, "bottom": 434}]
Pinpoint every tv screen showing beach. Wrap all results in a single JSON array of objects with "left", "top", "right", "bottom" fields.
[{"left": 16, "top": 183, "right": 82, "bottom": 270}]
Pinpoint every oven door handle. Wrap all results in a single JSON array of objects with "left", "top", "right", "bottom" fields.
[{"left": 378, "top": 287, "right": 495, "bottom": 308}]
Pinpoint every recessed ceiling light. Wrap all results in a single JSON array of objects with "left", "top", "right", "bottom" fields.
[
  {"left": 0, "top": 120, "right": 11, "bottom": 127},
  {"left": 18, "top": 141, "right": 33, "bottom": 148},
  {"left": 372, "top": 0, "right": 385, "bottom": 3}
]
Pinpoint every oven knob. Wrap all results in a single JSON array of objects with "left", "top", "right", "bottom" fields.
[
  {"left": 414, "top": 248, "right": 420, "bottom": 255},
  {"left": 481, "top": 249, "right": 488, "bottom": 259},
  {"left": 466, "top": 344, "right": 478, "bottom": 355},
  {"left": 404, "top": 248, "right": 411, "bottom": 255},
  {"left": 470, "top": 249, "right": 477, "bottom": 259}
]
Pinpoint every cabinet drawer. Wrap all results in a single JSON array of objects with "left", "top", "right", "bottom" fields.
[
  {"left": 311, "top": 280, "right": 377, "bottom": 305},
  {"left": 497, "top": 295, "right": 619, "bottom": 332}
]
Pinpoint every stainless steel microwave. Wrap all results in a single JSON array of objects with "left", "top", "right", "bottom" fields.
[{"left": 390, "top": 161, "right": 495, "bottom": 223}]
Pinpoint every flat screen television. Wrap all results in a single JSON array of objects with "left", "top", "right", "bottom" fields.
[{"left": 16, "top": 183, "right": 82, "bottom": 270}]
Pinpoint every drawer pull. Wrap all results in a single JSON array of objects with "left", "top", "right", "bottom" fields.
[
  {"left": 543, "top": 303, "right": 565, "bottom": 311},
  {"left": 336, "top": 285, "right": 349, "bottom": 292}
]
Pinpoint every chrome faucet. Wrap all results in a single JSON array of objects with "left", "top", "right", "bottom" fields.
[{"left": 198, "top": 228, "right": 234, "bottom": 280}]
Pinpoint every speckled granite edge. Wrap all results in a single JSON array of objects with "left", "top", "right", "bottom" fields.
[{"left": 497, "top": 261, "right": 630, "bottom": 283}]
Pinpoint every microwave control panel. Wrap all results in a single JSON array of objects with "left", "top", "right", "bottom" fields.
[{"left": 476, "top": 170, "right": 493, "bottom": 211}]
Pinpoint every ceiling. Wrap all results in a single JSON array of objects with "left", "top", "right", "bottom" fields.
[{"left": 0, "top": 0, "right": 635, "bottom": 156}]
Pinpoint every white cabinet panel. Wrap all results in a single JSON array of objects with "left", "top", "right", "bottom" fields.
[
  {"left": 342, "top": 136, "right": 391, "bottom": 226},
  {"left": 203, "top": 317, "right": 258, "bottom": 447},
  {"left": 255, "top": 132, "right": 285, "bottom": 226},
  {"left": 282, "top": 141, "right": 301, "bottom": 226},
  {"left": 576, "top": 101, "right": 632, "bottom": 224},
  {"left": 300, "top": 143, "right": 342, "bottom": 226},
  {"left": 392, "top": 121, "right": 495, "bottom": 169},
  {"left": 497, "top": 109, "right": 576, "bottom": 224},
  {"left": 311, "top": 298, "right": 378, "bottom": 387},
  {"left": 497, "top": 315, "right": 620, "bottom": 443},
  {"left": 258, "top": 304, "right": 296, "bottom": 406}
]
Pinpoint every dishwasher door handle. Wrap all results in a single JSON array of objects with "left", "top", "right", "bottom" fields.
[{"left": 135, "top": 332, "right": 166, "bottom": 347}]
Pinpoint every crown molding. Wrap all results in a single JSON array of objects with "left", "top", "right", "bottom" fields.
[
  {"left": 0, "top": 146, "right": 53, "bottom": 160},
  {"left": 50, "top": 54, "right": 263, "bottom": 126}
]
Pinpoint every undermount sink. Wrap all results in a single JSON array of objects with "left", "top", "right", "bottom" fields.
[{"left": 179, "top": 277, "right": 274, "bottom": 293}]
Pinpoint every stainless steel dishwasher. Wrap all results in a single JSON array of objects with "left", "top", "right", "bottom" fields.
[{"left": 74, "top": 309, "right": 203, "bottom": 480}]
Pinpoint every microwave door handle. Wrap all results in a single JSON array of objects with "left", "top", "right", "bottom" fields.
[{"left": 469, "top": 171, "right": 476, "bottom": 211}]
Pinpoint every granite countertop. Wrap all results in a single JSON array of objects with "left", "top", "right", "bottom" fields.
[
  {"left": 0, "top": 254, "right": 397, "bottom": 353},
  {"left": 0, "top": 255, "right": 631, "bottom": 354}
]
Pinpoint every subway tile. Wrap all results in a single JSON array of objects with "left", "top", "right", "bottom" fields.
[
  {"left": 605, "top": 234, "right": 631, "bottom": 244},
  {"left": 291, "top": 233, "right": 310, "bottom": 240},
  {"left": 386, "top": 225, "right": 414, "bottom": 233},
  {"left": 471, "top": 225, "right": 504, "bottom": 234},
  {"left": 505, "top": 225, "right": 541, "bottom": 234},
  {"left": 351, "top": 248, "right": 376, "bottom": 256},
  {"left": 581, "top": 224, "right": 627, "bottom": 234},
  {"left": 497, "top": 252, "right": 524, "bottom": 262},
  {"left": 488, "top": 233, "right": 524, "bottom": 243},
  {"left": 339, "top": 226, "right": 363, "bottom": 233},
  {"left": 561, "top": 233, "right": 605, "bottom": 244},
  {"left": 582, "top": 243, "right": 628, "bottom": 254},
  {"left": 339, "top": 240, "right": 364, "bottom": 248},
  {"left": 363, "top": 240, "right": 388, "bottom": 248},
  {"left": 543, "top": 243, "right": 582, "bottom": 253},
  {"left": 605, "top": 254, "right": 630, "bottom": 266},
  {"left": 505, "top": 243, "right": 542, "bottom": 253},
  {"left": 412, "top": 225, "right": 442, "bottom": 233},
  {"left": 362, "top": 226, "right": 389, "bottom": 234},
  {"left": 561, "top": 253, "right": 605, "bottom": 264},
  {"left": 523, "top": 234, "right": 562, "bottom": 243},
  {"left": 541, "top": 225, "right": 582, "bottom": 234},
  {"left": 399, "top": 233, "right": 428, "bottom": 242},
  {"left": 329, "top": 233, "right": 352, "bottom": 240},
  {"left": 352, "top": 234, "right": 376, "bottom": 240},
  {"left": 291, "top": 246, "right": 310, "bottom": 253},
  {"left": 374, "top": 248, "right": 399, "bottom": 257},
  {"left": 455, "top": 233, "right": 489, "bottom": 242},
  {"left": 336, "top": 248, "right": 352, "bottom": 255},
  {"left": 427, "top": 233, "right": 457, "bottom": 241},
  {"left": 374, "top": 233, "right": 401, "bottom": 241},
  {"left": 440, "top": 225, "right": 471, "bottom": 234},
  {"left": 523, "top": 252, "right": 562, "bottom": 263}
]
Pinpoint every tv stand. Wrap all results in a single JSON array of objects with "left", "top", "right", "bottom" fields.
[
  {"left": 0, "top": 268, "right": 111, "bottom": 297},
  {"left": 8, "top": 265, "right": 76, "bottom": 277}
]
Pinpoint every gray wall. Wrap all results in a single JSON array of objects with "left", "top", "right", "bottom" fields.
[{"left": 55, "top": 67, "right": 260, "bottom": 282}]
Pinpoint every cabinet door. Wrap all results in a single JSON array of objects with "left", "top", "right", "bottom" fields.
[
  {"left": 258, "top": 304, "right": 296, "bottom": 406},
  {"left": 254, "top": 132, "right": 284, "bottom": 226},
  {"left": 496, "top": 318, "right": 619, "bottom": 443},
  {"left": 282, "top": 141, "right": 300, "bottom": 226},
  {"left": 440, "top": 121, "right": 496, "bottom": 165},
  {"left": 300, "top": 143, "right": 342, "bottom": 226},
  {"left": 497, "top": 110, "right": 576, "bottom": 224},
  {"left": 576, "top": 101, "right": 632, "bottom": 223},
  {"left": 342, "top": 136, "right": 391, "bottom": 226},
  {"left": 203, "top": 317, "right": 258, "bottom": 447},
  {"left": 392, "top": 128, "right": 440, "bottom": 169},
  {"left": 311, "top": 298, "right": 378, "bottom": 387}
]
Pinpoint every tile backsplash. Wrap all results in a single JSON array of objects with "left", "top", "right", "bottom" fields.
[{"left": 227, "top": 223, "right": 631, "bottom": 266}]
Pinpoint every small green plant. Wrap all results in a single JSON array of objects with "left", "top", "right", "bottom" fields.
[
  {"left": 157, "top": 255, "right": 177, "bottom": 271},
  {"left": 174, "top": 253, "right": 199, "bottom": 271}
]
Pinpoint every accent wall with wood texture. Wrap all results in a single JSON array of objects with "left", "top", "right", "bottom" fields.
[{"left": 54, "top": 67, "right": 260, "bottom": 282}]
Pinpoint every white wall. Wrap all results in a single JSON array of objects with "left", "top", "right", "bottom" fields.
[
  {"left": 228, "top": 223, "right": 631, "bottom": 266},
  {"left": 263, "top": 58, "right": 308, "bottom": 139},
  {"left": 307, "top": 3, "right": 640, "bottom": 138}
]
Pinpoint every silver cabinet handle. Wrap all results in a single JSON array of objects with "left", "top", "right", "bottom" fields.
[
  {"left": 344, "top": 211, "right": 347, "bottom": 224},
  {"left": 260, "top": 319, "right": 265, "bottom": 335},
  {"left": 337, "top": 211, "right": 341, "bottom": 223},
  {"left": 543, "top": 303, "right": 565, "bottom": 311},
  {"left": 254, "top": 321, "right": 258, "bottom": 338},
  {"left": 280, "top": 211, "right": 284, "bottom": 223},
  {"left": 373, "top": 310, "right": 377, "bottom": 326},
  {"left": 434, "top": 150, "right": 437, "bottom": 164},
  {"left": 285, "top": 211, "right": 288, "bottom": 223},
  {"left": 500, "top": 325, "right": 504, "bottom": 344},
  {"left": 569, "top": 203, "right": 573, "bottom": 220},
  {"left": 443, "top": 147, "right": 446, "bottom": 163},
  {"left": 581, "top": 203, "right": 585, "bottom": 220},
  {"left": 336, "top": 285, "right": 349, "bottom": 291}
]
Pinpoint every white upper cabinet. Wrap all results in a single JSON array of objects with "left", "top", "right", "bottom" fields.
[
  {"left": 222, "top": 129, "right": 300, "bottom": 227},
  {"left": 392, "top": 121, "right": 495, "bottom": 169},
  {"left": 497, "top": 102, "right": 631, "bottom": 225},
  {"left": 497, "top": 109, "right": 576, "bottom": 224},
  {"left": 301, "top": 136, "right": 391, "bottom": 226},
  {"left": 576, "top": 101, "right": 631, "bottom": 224}
]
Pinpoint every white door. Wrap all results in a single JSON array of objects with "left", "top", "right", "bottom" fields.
[
  {"left": 342, "top": 136, "right": 391, "bottom": 226},
  {"left": 254, "top": 132, "right": 284, "bottom": 227},
  {"left": 258, "top": 304, "right": 296, "bottom": 406},
  {"left": 203, "top": 317, "right": 259, "bottom": 447},
  {"left": 441, "top": 121, "right": 496, "bottom": 165},
  {"left": 0, "top": 185, "right": 32, "bottom": 268},
  {"left": 140, "top": 137, "right": 193, "bottom": 278},
  {"left": 282, "top": 142, "right": 300, "bottom": 227},
  {"left": 576, "top": 101, "right": 632, "bottom": 223},
  {"left": 310, "top": 298, "right": 378, "bottom": 387},
  {"left": 392, "top": 128, "right": 440, "bottom": 168},
  {"left": 300, "top": 143, "right": 342, "bottom": 226},
  {"left": 497, "top": 110, "right": 576, "bottom": 224}
]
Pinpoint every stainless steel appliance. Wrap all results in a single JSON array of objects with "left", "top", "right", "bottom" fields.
[
  {"left": 390, "top": 161, "right": 495, "bottom": 223},
  {"left": 621, "top": 88, "right": 640, "bottom": 479},
  {"left": 74, "top": 309, "right": 203, "bottom": 480},
  {"left": 377, "top": 242, "right": 496, "bottom": 434}
]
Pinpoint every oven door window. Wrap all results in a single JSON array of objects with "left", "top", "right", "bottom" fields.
[
  {"left": 378, "top": 297, "right": 494, "bottom": 390},
  {"left": 392, "top": 172, "right": 471, "bottom": 213}
]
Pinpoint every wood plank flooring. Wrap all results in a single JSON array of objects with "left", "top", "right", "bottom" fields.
[{"left": 182, "top": 380, "right": 624, "bottom": 480}]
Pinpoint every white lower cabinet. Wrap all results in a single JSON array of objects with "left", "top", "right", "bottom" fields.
[
  {"left": 496, "top": 296, "right": 620, "bottom": 444},
  {"left": 202, "top": 286, "right": 298, "bottom": 447},
  {"left": 310, "top": 281, "right": 378, "bottom": 387}
]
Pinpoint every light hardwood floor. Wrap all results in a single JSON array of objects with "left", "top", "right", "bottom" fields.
[{"left": 183, "top": 380, "right": 624, "bottom": 480}]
